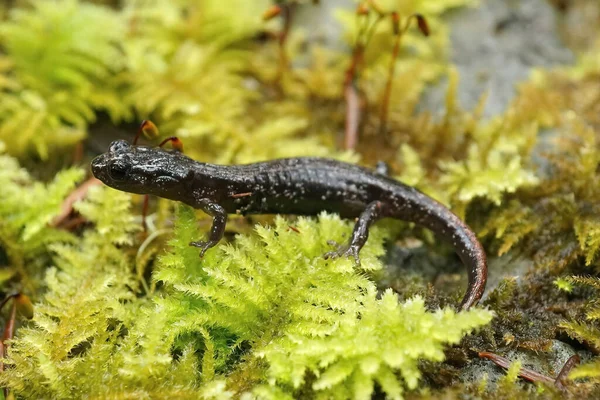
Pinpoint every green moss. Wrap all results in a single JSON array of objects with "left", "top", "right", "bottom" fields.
[
  {"left": 481, "top": 116, "right": 600, "bottom": 270},
  {"left": 556, "top": 276, "right": 600, "bottom": 387},
  {"left": 0, "top": 142, "right": 83, "bottom": 291},
  {"left": 0, "top": 202, "right": 492, "bottom": 399},
  {"left": 0, "top": 0, "right": 127, "bottom": 159}
]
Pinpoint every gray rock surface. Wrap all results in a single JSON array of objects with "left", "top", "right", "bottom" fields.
[
  {"left": 421, "top": 0, "right": 574, "bottom": 118},
  {"left": 298, "top": 0, "right": 574, "bottom": 120}
]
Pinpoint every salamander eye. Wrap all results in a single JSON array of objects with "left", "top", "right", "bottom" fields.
[{"left": 108, "top": 161, "right": 130, "bottom": 181}]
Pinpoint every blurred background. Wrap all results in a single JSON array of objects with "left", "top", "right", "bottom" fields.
[{"left": 0, "top": 0, "right": 589, "bottom": 168}]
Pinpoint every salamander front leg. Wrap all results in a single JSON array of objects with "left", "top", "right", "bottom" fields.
[
  {"left": 189, "top": 199, "right": 227, "bottom": 257},
  {"left": 324, "top": 200, "right": 384, "bottom": 265}
]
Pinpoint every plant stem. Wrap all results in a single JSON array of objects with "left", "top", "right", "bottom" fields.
[{"left": 379, "top": 33, "right": 401, "bottom": 135}]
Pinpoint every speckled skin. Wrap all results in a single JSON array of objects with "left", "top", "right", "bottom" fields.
[{"left": 91, "top": 140, "right": 487, "bottom": 310}]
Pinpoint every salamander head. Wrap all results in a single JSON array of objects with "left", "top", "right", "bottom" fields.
[{"left": 91, "top": 140, "right": 196, "bottom": 198}]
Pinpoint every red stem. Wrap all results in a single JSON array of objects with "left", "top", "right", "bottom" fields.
[
  {"left": 73, "top": 141, "right": 84, "bottom": 165},
  {"left": 344, "top": 46, "right": 364, "bottom": 150},
  {"left": 133, "top": 121, "right": 146, "bottom": 145},
  {"left": 379, "top": 34, "right": 401, "bottom": 134},
  {"left": 344, "top": 84, "right": 361, "bottom": 150},
  {"left": 1, "top": 300, "right": 17, "bottom": 398},
  {"left": 276, "top": 3, "right": 295, "bottom": 83},
  {"left": 142, "top": 194, "right": 150, "bottom": 233},
  {"left": 3, "top": 301, "right": 16, "bottom": 343}
]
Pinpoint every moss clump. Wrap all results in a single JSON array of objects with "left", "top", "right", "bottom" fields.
[
  {"left": 0, "top": 0, "right": 127, "bottom": 159},
  {"left": 0, "top": 141, "right": 83, "bottom": 291},
  {"left": 0, "top": 200, "right": 492, "bottom": 399}
]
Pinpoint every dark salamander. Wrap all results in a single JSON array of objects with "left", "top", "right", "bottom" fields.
[{"left": 91, "top": 140, "right": 487, "bottom": 310}]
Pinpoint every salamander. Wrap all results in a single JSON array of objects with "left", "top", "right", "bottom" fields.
[{"left": 91, "top": 139, "right": 487, "bottom": 310}]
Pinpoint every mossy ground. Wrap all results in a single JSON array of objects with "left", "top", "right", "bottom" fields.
[{"left": 0, "top": 0, "right": 600, "bottom": 399}]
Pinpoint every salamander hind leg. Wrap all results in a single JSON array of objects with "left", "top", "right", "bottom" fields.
[
  {"left": 324, "top": 200, "right": 384, "bottom": 265},
  {"left": 189, "top": 199, "right": 227, "bottom": 258}
]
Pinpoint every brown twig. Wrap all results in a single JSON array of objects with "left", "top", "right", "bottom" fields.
[
  {"left": 58, "top": 215, "right": 89, "bottom": 231},
  {"left": 378, "top": 18, "right": 401, "bottom": 136},
  {"left": 344, "top": 76, "right": 362, "bottom": 150},
  {"left": 141, "top": 194, "right": 150, "bottom": 233},
  {"left": 379, "top": 14, "right": 429, "bottom": 135},
  {"left": 230, "top": 192, "right": 253, "bottom": 199},
  {"left": 343, "top": 2, "right": 386, "bottom": 150},
  {"left": 478, "top": 351, "right": 581, "bottom": 390},
  {"left": 263, "top": 2, "right": 297, "bottom": 84},
  {"left": 51, "top": 177, "right": 102, "bottom": 228},
  {"left": 343, "top": 4, "right": 371, "bottom": 150},
  {"left": 72, "top": 141, "right": 84, "bottom": 165},
  {"left": 554, "top": 355, "right": 581, "bottom": 390},
  {"left": 277, "top": 3, "right": 295, "bottom": 82}
]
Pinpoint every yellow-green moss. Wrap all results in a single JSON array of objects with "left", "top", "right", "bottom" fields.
[{"left": 2, "top": 0, "right": 600, "bottom": 398}]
